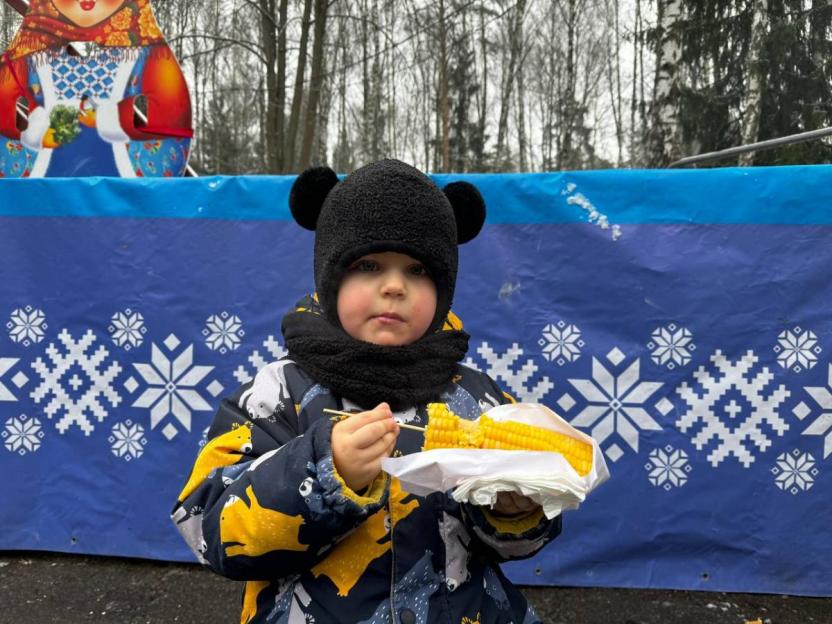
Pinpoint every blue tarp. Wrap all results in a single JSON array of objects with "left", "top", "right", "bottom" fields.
[{"left": 0, "top": 169, "right": 830, "bottom": 596}]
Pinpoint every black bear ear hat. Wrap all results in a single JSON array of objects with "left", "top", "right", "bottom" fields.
[{"left": 288, "top": 159, "right": 487, "bottom": 333}]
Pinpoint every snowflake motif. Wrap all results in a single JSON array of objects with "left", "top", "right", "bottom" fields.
[
  {"left": 772, "top": 449, "right": 818, "bottom": 494},
  {"left": 648, "top": 323, "right": 695, "bottom": 369},
  {"left": 131, "top": 335, "right": 214, "bottom": 440},
  {"left": 109, "top": 309, "right": 147, "bottom": 350},
  {"left": 30, "top": 329, "right": 122, "bottom": 436},
  {"left": 464, "top": 342, "right": 553, "bottom": 403},
  {"left": 539, "top": 321, "right": 584, "bottom": 365},
  {"left": 774, "top": 326, "right": 820, "bottom": 373},
  {"left": 2, "top": 414, "right": 44, "bottom": 455},
  {"left": 203, "top": 312, "right": 244, "bottom": 354},
  {"left": 233, "top": 335, "right": 287, "bottom": 384},
  {"left": 567, "top": 352, "right": 663, "bottom": 461},
  {"left": 645, "top": 445, "right": 691, "bottom": 490},
  {"left": 792, "top": 363, "right": 832, "bottom": 459},
  {"left": 7, "top": 306, "right": 47, "bottom": 346},
  {"left": 109, "top": 420, "right": 147, "bottom": 461},
  {"left": 0, "top": 357, "right": 22, "bottom": 401},
  {"left": 676, "top": 350, "right": 790, "bottom": 468}
]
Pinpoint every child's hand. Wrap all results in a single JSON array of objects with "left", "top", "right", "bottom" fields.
[
  {"left": 491, "top": 491, "right": 542, "bottom": 517},
  {"left": 331, "top": 402, "right": 399, "bottom": 492}
]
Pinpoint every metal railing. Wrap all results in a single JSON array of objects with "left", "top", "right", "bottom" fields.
[{"left": 669, "top": 126, "right": 832, "bottom": 167}]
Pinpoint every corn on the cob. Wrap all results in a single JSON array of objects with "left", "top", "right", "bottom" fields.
[{"left": 423, "top": 403, "right": 593, "bottom": 476}]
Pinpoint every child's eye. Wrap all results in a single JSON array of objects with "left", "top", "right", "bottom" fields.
[
  {"left": 408, "top": 264, "right": 429, "bottom": 277},
  {"left": 351, "top": 259, "right": 379, "bottom": 272}
]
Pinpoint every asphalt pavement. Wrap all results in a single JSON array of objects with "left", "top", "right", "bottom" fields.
[{"left": 1, "top": 551, "right": 829, "bottom": 624}]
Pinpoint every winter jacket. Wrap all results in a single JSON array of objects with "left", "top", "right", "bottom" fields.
[{"left": 172, "top": 357, "right": 562, "bottom": 624}]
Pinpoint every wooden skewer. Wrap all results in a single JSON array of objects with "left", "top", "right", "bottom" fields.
[{"left": 323, "top": 408, "right": 426, "bottom": 432}]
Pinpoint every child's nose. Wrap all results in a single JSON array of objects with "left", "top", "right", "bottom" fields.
[{"left": 380, "top": 271, "right": 406, "bottom": 296}]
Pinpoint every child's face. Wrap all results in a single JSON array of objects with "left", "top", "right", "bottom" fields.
[{"left": 337, "top": 252, "right": 437, "bottom": 346}]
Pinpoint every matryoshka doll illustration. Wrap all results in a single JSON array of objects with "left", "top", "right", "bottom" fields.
[{"left": 0, "top": 0, "right": 193, "bottom": 178}]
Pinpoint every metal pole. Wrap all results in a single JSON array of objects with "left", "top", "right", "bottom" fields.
[
  {"left": 3, "top": 0, "right": 198, "bottom": 177},
  {"left": 669, "top": 126, "right": 832, "bottom": 168}
]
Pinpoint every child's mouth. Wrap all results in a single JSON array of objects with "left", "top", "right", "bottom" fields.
[
  {"left": 78, "top": 0, "right": 97, "bottom": 11},
  {"left": 373, "top": 313, "right": 404, "bottom": 325}
]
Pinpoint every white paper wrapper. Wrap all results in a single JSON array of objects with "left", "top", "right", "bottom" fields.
[{"left": 381, "top": 403, "right": 610, "bottom": 519}]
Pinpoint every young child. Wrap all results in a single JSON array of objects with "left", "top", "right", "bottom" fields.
[{"left": 172, "top": 159, "right": 562, "bottom": 624}]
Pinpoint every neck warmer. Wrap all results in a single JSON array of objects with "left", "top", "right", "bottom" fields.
[{"left": 282, "top": 302, "right": 469, "bottom": 411}]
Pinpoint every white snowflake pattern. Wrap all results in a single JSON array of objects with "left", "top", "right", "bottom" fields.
[
  {"left": 645, "top": 445, "right": 691, "bottom": 489},
  {"left": 792, "top": 363, "right": 832, "bottom": 459},
  {"left": 233, "top": 335, "right": 288, "bottom": 384},
  {"left": 2, "top": 414, "right": 44, "bottom": 454},
  {"left": 774, "top": 327, "right": 820, "bottom": 373},
  {"left": 464, "top": 342, "right": 553, "bottom": 403},
  {"left": 539, "top": 321, "right": 584, "bottom": 365},
  {"left": 131, "top": 335, "right": 214, "bottom": 440},
  {"left": 772, "top": 449, "right": 818, "bottom": 494},
  {"left": 30, "top": 329, "right": 122, "bottom": 436},
  {"left": 648, "top": 323, "right": 695, "bottom": 369},
  {"left": 676, "top": 350, "right": 790, "bottom": 468},
  {"left": 566, "top": 351, "right": 663, "bottom": 461},
  {"left": 109, "top": 309, "right": 147, "bottom": 350},
  {"left": 0, "top": 357, "right": 22, "bottom": 401},
  {"left": 7, "top": 306, "right": 47, "bottom": 346},
  {"left": 203, "top": 312, "right": 244, "bottom": 354},
  {"left": 109, "top": 420, "right": 147, "bottom": 460}
]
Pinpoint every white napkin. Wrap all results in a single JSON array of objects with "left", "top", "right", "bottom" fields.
[{"left": 381, "top": 403, "right": 610, "bottom": 519}]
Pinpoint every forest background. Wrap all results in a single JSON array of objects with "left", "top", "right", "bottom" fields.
[{"left": 4, "top": 0, "right": 832, "bottom": 175}]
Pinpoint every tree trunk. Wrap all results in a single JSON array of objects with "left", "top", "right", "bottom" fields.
[
  {"left": 298, "top": 0, "right": 329, "bottom": 169},
  {"left": 650, "top": 0, "right": 683, "bottom": 166},
  {"left": 495, "top": 0, "right": 527, "bottom": 168},
  {"left": 475, "top": 4, "right": 489, "bottom": 171},
  {"left": 438, "top": 0, "right": 450, "bottom": 172},
  {"left": 260, "top": 0, "right": 279, "bottom": 172},
  {"left": 359, "top": 0, "right": 371, "bottom": 163},
  {"left": 605, "top": 0, "right": 624, "bottom": 166},
  {"left": 558, "top": 0, "right": 578, "bottom": 169},
  {"left": 285, "top": 0, "right": 313, "bottom": 172},
  {"left": 738, "top": 0, "right": 768, "bottom": 166},
  {"left": 517, "top": 63, "right": 527, "bottom": 171},
  {"left": 275, "top": 0, "right": 289, "bottom": 170}
]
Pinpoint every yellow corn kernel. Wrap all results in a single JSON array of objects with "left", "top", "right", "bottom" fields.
[{"left": 422, "top": 404, "right": 593, "bottom": 476}]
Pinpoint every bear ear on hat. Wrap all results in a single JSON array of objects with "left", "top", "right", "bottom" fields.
[
  {"left": 443, "top": 181, "right": 486, "bottom": 244},
  {"left": 289, "top": 166, "right": 339, "bottom": 231}
]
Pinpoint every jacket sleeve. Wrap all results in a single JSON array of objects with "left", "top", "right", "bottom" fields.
[
  {"left": 459, "top": 374, "right": 562, "bottom": 562},
  {"left": 171, "top": 362, "right": 389, "bottom": 580}
]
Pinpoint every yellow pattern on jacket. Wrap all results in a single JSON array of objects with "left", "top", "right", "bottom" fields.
[
  {"left": 222, "top": 485, "right": 309, "bottom": 557},
  {"left": 311, "top": 478, "right": 419, "bottom": 596},
  {"left": 240, "top": 580, "right": 270, "bottom": 624},
  {"left": 178, "top": 424, "right": 253, "bottom": 502}
]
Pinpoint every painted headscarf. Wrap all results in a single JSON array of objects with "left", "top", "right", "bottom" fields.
[{"left": 6, "top": 0, "right": 165, "bottom": 61}]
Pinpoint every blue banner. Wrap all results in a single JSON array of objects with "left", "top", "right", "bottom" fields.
[{"left": 0, "top": 169, "right": 830, "bottom": 596}]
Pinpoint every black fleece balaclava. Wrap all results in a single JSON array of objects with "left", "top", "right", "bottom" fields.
[{"left": 289, "top": 159, "right": 486, "bottom": 334}]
